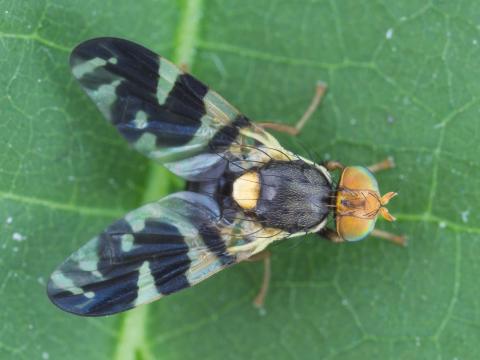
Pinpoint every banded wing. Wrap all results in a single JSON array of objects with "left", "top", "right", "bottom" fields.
[
  {"left": 47, "top": 192, "right": 248, "bottom": 316},
  {"left": 70, "top": 37, "right": 281, "bottom": 180}
]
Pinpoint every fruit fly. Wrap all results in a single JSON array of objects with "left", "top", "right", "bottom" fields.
[{"left": 47, "top": 38, "right": 404, "bottom": 316}]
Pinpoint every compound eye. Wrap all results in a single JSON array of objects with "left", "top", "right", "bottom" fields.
[
  {"left": 340, "top": 166, "right": 379, "bottom": 193},
  {"left": 337, "top": 216, "right": 376, "bottom": 242}
]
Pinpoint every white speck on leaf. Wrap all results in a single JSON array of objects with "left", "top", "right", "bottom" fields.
[
  {"left": 126, "top": 180, "right": 136, "bottom": 190},
  {"left": 386, "top": 28, "right": 394, "bottom": 39},
  {"left": 323, "top": 153, "right": 331, "bottom": 160},
  {"left": 6, "top": 216, "right": 12, "bottom": 224},
  {"left": 350, "top": 118, "right": 357, "bottom": 125},
  {"left": 42, "top": 352, "right": 49, "bottom": 360},
  {"left": 257, "top": 307, "right": 267, "bottom": 316},
  {"left": 12, "top": 232, "right": 26, "bottom": 241},
  {"left": 439, "top": 221, "right": 447, "bottom": 229},
  {"left": 28, "top": 324, "right": 34, "bottom": 330},
  {"left": 473, "top": 39, "right": 478, "bottom": 45},
  {"left": 415, "top": 336, "right": 421, "bottom": 347},
  {"left": 68, "top": 175, "right": 75, "bottom": 181},
  {"left": 387, "top": 115, "right": 395, "bottom": 124},
  {"left": 341, "top": 299, "right": 349, "bottom": 306},
  {"left": 37, "top": 277, "right": 45, "bottom": 285},
  {"left": 13, "top": 246, "right": 19, "bottom": 252},
  {"left": 108, "top": 178, "right": 118, "bottom": 188},
  {"left": 461, "top": 210, "right": 470, "bottom": 223}
]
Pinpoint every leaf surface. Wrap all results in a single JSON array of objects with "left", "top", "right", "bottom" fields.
[{"left": 1, "top": 1, "right": 479, "bottom": 359}]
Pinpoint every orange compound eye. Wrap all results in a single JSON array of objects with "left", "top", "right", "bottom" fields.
[
  {"left": 335, "top": 166, "right": 397, "bottom": 242},
  {"left": 337, "top": 216, "right": 376, "bottom": 242},
  {"left": 339, "top": 166, "right": 379, "bottom": 193}
]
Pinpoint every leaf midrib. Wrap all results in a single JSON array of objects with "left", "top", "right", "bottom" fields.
[{"left": 112, "top": 1, "right": 204, "bottom": 359}]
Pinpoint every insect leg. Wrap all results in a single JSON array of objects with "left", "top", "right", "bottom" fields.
[
  {"left": 367, "top": 157, "right": 395, "bottom": 173},
  {"left": 319, "top": 227, "right": 406, "bottom": 246},
  {"left": 317, "top": 227, "right": 344, "bottom": 243},
  {"left": 323, "top": 157, "right": 394, "bottom": 173},
  {"left": 246, "top": 250, "right": 272, "bottom": 309},
  {"left": 322, "top": 160, "right": 345, "bottom": 171},
  {"left": 371, "top": 229, "right": 407, "bottom": 246},
  {"left": 257, "top": 82, "right": 327, "bottom": 136}
]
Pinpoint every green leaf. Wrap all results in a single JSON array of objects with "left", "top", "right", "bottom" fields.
[{"left": 1, "top": 1, "right": 479, "bottom": 359}]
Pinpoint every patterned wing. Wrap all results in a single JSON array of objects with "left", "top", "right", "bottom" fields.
[
  {"left": 70, "top": 37, "right": 280, "bottom": 180},
  {"left": 47, "top": 192, "right": 241, "bottom": 316}
]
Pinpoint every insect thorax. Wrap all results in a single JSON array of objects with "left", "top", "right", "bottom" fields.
[
  {"left": 189, "top": 159, "right": 331, "bottom": 234},
  {"left": 187, "top": 159, "right": 332, "bottom": 234}
]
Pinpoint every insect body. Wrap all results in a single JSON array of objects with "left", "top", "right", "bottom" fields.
[{"left": 47, "top": 38, "right": 403, "bottom": 316}]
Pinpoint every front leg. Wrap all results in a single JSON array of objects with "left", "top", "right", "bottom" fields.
[
  {"left": 317, "top": 227, "right": 345, "bottom": 243},
  {"left": 323, "top": 160, "right": 345, "bottom": 172},
  {"left": 318, "top": 226, "right": 406, "bottom": 246}
]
